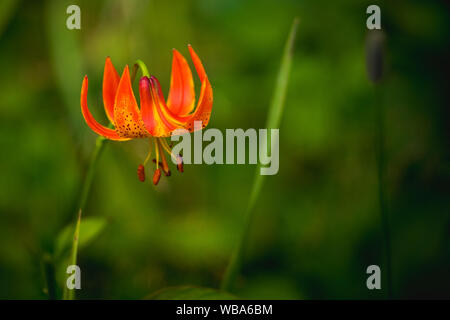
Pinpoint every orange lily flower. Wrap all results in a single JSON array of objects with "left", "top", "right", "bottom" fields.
[{"left": 80, "top": 45, "right": 213, "bottom": 185}]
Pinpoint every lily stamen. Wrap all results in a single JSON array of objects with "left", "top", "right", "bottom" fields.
[
  {"left": 137, "top": 164, "right": 145, "bottom": 182},
  {"left": 137, "top": 138, "right": 153, "bottom": 182},
  {"left": 152, "top": 138, "right": 162, "bottom": 185},
  {"left": 159, "top": 138, "right": 176, "bottom": 162},
  {"left": 154, "top": 138, "right": 160, "bottom": 170},
  {"left": 159, "top": 138, "right": 183, "bottom": 174},
  {"left": 157, "top": 139, "right": 171, "bottom": 176},
  {"left": 153, "top": 169, "right": 161, "bottom": 185},
  {"left": 176, "top": 155, "right": 184, "bottom": 173},
  {"left": 143, "top": 137, "right": 153, "bottom": 166}
]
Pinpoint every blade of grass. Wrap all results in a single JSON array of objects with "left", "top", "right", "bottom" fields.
[
  {"left": 366, "top": 30, "right": 392, "bottom": 298},
  {"left": 221, "top": 18, "right": 298, "bottom": 292}
]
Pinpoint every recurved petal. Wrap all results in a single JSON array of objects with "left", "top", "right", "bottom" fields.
[
  {"left": 102, "top": 57, "right": 120, "bottom": 124},
  {"left": 183, "top": 45, "right": 213, "bottom": 132},
  {"left": 184, "top": 76, "right": 213, "bottom": 132},
  {"left": 113, "top": 66, "right": 148, "bottom": 138},
  {"left": 80, "top": 76, "right": 129, "bottom": 141},
  {"left": 188, "top": 44, "right": 207, "bottom": 82},
  {"left": 167, "top": 49, "right": 196, "bottom": 116}
]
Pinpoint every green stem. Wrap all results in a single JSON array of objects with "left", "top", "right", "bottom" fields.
[
  {"left": 62, "top": 135, "right": 108, "bottom": 300},
  {"left": 61, "top": 59, "right": 146, "bottom": 299},
  {"left": 131, "top": 59, "right": 150, "bottom": 82},
  {"left": 374, "top": 85, "right": 392, "bottom": 298},
  {"left": 221, "top": 18, "right": 298, "bottom": 292},
  {"left": 79, "top": 136, "right": 108, "bottom": 213}
]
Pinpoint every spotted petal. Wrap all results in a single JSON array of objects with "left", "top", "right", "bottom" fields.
[{"left": 113, "top": 66, "right": 149, "bottom": 138}]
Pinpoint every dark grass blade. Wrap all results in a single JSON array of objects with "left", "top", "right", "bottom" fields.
[{"left": 221, "top": 18, "right": 299, "bottom": 292}]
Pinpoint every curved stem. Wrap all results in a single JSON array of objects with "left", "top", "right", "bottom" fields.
[
  {"left": 62, "top": 135, "right": 109, "bottom": 300},
  {"left": 63, "top": 59, "right": 145, "bottom": 299},
  {"left": 131, "top": 59, "right": 150, "bottom": 82},
  {"left": 79, "top": 136, "right": 108, "bottom": 213}
]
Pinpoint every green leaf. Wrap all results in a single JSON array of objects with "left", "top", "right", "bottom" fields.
[
  {"left": 55, "top": 215, "right": 107, "bottom": 258},
  {"left": 221, "top": 18, "right": 298, "bottom": 292},
  {"left": 146, "top": 286, "right": 237, "bottom": 300}
]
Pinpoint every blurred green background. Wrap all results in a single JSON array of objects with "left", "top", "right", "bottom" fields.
[{"left": 0, "top": 0, "right": 449, "bottom": 299}]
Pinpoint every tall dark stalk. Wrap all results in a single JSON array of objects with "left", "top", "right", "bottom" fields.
[
  {"left": 366, "top": 30, "right": 392, "bottom": 298},
  {"left": 374, "top": 86, "right": 392, "bottom": 298}
]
